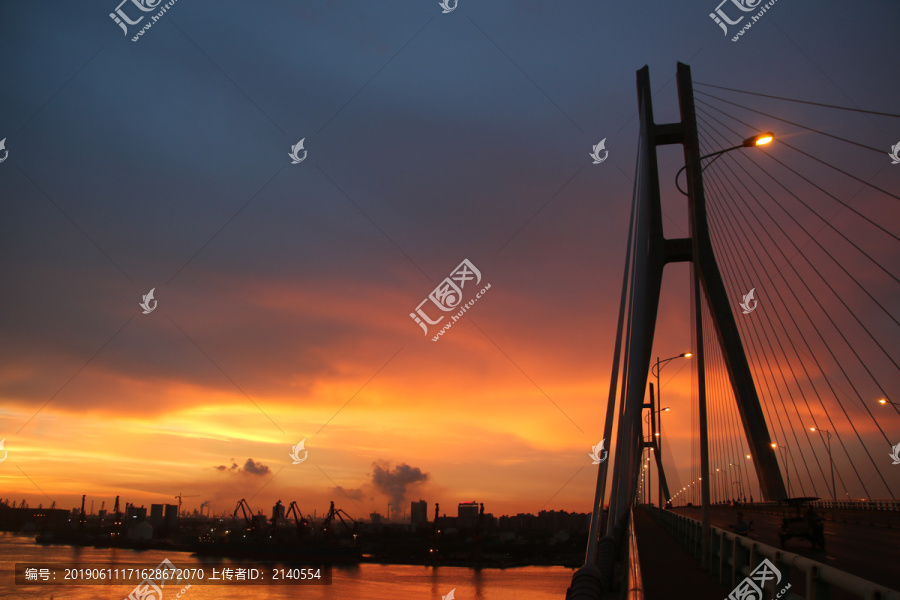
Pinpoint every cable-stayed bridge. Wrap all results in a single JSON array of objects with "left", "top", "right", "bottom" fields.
[{"left": 567, "top": 63, "right": 899, "bottom": 600}]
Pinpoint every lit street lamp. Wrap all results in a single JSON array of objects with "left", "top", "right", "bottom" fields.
[
  {"left": 810, "top": 427, "right": 836, "bottom": 502},
  {"left": 729, "top": 463, "right": 745, "bottom": 502},
  {"left": 651, "top": 352, "right": 691, "bottom": 507},
  {"left": 771, "top": 443, "right": 792, "bottom": 498},
  {"left": 676, "top": 133, "right": 774, "bottom": 195}
]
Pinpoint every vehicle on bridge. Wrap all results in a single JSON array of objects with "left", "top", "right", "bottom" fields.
[{"left": 779, "top": 497, "right": 825, "bottom": 550}]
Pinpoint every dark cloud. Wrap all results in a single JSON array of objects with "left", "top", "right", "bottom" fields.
[
  {"left": 371, "top": 461, "right": 428, "bottom": 509},
  {"left": 213, "top": 458, "right": 268, "bottom": 475},
  {"left": 242, "top": 458, "right": 271, "bottom": 476}
]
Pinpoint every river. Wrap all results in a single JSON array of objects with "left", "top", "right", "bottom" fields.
[{"left": 0, "top": 533, "right": 574, "bottom": 599}]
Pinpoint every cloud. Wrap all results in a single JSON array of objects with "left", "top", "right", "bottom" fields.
[
  {"left": 213, "top": 458, "right": 270, "bottom": 476},
  {"left": 243, "top": 458, "right": 271, "bottom": 475},
  {"left": 371, "top": 461, "right": 429, "bottom": 509},
  {"left": 213, "top": 460, "right": 239, "bottom": 472}
]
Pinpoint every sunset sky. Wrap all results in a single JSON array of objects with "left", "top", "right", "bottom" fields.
[{"left": 1, "top": 0, "right": 898, "bottom": 521}]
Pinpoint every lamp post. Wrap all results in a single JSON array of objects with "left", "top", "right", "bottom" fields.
[
  {"left": 715, "top": 468, "right": 726, "bottom": 503},
  {"left": 676, "top": 132, "right": 774, "bottom": 196},
  {"left": 810, "top": 427, "right": 836, "bottom": 502},
  {"left": 771, "top": 443, "right": 791, "bottom": 498},
  {"left": 729, "top": 462, "right": 744, "bottom": 502},
  {"left": 733, "top": 481, "right": 743, "bottom": 503},
  {"left": 645, "top": 405, "right": 670, "bottom": 507},
  {"left": 643, "top": 413, "right": 652, "bottom": 506},
  {"left": 652, "top": 353, "right": 691, "bottom": 507}
]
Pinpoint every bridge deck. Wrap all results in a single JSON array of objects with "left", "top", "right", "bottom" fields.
[
  {"left": 632, "top": 508, "right": 732, "bottom": 598},
  {"left": 673, "top": 505, "right": 900, "bottom": 591}
]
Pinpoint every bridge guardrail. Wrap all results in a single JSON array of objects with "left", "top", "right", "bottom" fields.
[
  {"left": 626, "top": 508, "right": 643, "bottom": 600},
  {"left": 644, "top": 506, "right": 900, "bottom": 600},
  {"left": 809, "top": 500, "right": 900, "bottom": 512}
]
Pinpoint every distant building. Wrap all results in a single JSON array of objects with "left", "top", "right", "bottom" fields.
[
  {"left": 498, "top": 510, "right": 590, "bottom": 532},
  {"left": 164, "top": 504, "right": 178, "bottom": 529},
  {"left": 457, "top": 501, "right": 479, "bottom": 528},
  {"left": 150, "top": 504, "right": 164, "bottom": 528},
  {"left": 410, "top": 500, "right": 428, "bottom": 525},
  {"left": 272, "top": 500, "right": 286, "bottom": 525},
  {"left": 125, "top": 504, "right": 147, "bottom": 522},
  {"left": 369, "top": 512, "right": 383, "bottom": 525}
]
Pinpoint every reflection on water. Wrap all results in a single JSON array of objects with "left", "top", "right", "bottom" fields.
[{"left": 0, "top": 533, "right": 573, "bottom": 599}]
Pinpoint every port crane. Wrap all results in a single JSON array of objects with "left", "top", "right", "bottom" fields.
[
  {"left": 285, "top": 501, "right": 310, "bottom": 538},
  {"left": 323, "top": 501, "right": 358, "bottom": 536},
  {"left": 232, "top": 498, "right": 255, "bottom": 529}
]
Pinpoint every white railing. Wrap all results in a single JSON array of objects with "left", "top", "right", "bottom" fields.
[
  {"left": 646, "top": 506, "right": 900, "bottom": 600},
  {"left": 809, "top": 500, "right": 900, "bottom": 512}
]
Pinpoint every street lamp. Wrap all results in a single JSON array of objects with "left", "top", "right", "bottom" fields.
[
  {"left": 733, "top": 481, "right": 743, "bottom": 503},
  {"left": 729, "top": 462, "right": 745, "bottom": 502},
  {"left": 810, "top": 427, "right": 836, "bottom": 502},
  {"left": 652, "top": 353, "right": 691, "bottom": 506},
  {"left": 771, "top": 443, "right": 792, "bottom": 498},
  {"left": 644, "top": 404, "right": 671, "bottom": 508},
  {"left": 675, "top": 133, "right": 775, "bottom": 195}
]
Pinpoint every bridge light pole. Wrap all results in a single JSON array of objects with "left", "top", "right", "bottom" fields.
[
  {"left": 771, "top": 443, "right": 792, "bottom": 498},
  {"left": 810, "top": 427, "right": 836, "bottom": 502},
  {"left": 675, "top": 133, "right": 774, "bottom": 196},
  {"left": 652, "top": 353, "right": 689, "bottom": 507},
  {"left": 877, "top": 398, "right": 900, "bottom": 418},
  {"left": 729, "top": 462, "right": 745, "bottom": 502}
]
